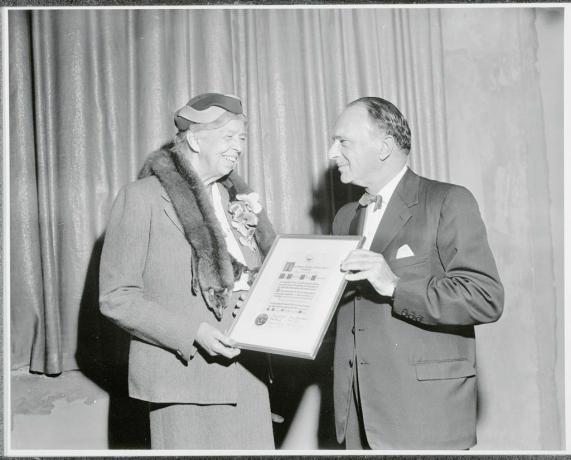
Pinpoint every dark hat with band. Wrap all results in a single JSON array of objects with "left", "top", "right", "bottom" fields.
[{"left": 174, "top": 93, "right": 243, "bottom": 130}]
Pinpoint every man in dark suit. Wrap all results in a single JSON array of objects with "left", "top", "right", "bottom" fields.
[{"left": 329, "top": 97, "right": 504, "bottom": 450}]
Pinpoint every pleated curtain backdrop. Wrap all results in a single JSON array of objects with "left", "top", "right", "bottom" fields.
[{"left": 9, "top": 8, "right": 449, "bottom": 375}]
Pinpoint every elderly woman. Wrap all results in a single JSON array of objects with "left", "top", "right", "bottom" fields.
[{"left": 99, "top": 93, "right": 276, "bottom": 449}]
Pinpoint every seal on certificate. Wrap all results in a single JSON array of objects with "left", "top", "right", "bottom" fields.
[{"left": 255, "top": 313, "right": 268, "bottom": 326}]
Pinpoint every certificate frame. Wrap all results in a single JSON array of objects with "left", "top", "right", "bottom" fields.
[{"left": 228, "top": 234, "right": 364, "bottom": 359}]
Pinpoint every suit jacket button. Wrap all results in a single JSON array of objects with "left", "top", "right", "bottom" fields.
[
  {"left": 351, "top": 325, "right": 355, "bottom": 335},
  {"left": 348, "top": 358, "right": 354, "bottom": 368}
]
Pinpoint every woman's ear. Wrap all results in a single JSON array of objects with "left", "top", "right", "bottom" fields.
[
  {"left": 185, "top": 130, "right": 201, "bottom": 153},
  {"left": 379, "top": 134, "right": 395, "bottom": 161}
]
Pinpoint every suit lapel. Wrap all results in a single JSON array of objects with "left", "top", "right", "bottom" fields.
[
  {"left": 369, "top": 168, "right": 419, "bottom": 255},
  {"left": 349, "top": 205, "right": 366, "bottom": 236},
  {"left": 369, "top": 194, "right": 411, "bottom": 254},
  {"left": 161, "top": 189, "right": 185, "bottom": 235}
]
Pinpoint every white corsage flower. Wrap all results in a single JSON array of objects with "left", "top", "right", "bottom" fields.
[
  {"left": 235, "top": 193, "right": 262, "bottom": 214},
  {"left": 228, "top": 193, "right": 263, "bottom": 250}
]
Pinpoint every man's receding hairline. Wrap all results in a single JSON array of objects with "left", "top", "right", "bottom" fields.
[{"left": 347, "top": 101, "right": 386, "bottom": 138}]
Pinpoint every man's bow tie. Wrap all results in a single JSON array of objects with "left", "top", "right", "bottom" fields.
[{"left": 358, "top": 192, "right": 383, "bottom": 211}]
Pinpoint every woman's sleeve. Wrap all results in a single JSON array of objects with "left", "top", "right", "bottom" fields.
[{"left": 99, "top": 184, "right": 198, "bottom": 361}]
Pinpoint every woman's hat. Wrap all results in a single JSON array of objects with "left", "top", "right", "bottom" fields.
[{"left": 174, "top": 93, "right": 243, "bottom": 130}]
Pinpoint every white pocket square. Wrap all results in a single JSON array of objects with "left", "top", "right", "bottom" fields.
[{"left": 396, "top": 244, "right": 415, "bottom": 259}]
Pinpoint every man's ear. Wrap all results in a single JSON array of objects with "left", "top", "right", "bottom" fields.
[
  {"left": 185, "top": 130, "right": 201, "bottom": 153},
  {"left": 379, "top": 135, "right": 395, "bottom": 161}
]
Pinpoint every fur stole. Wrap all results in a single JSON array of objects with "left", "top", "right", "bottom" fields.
[{"left": 138, "top": 142, "right": 276, "bottom": 320}]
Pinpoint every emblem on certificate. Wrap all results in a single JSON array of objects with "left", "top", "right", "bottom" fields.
[
  {"left": 255, "top": 313, "right": 268, "bottom": 326},
  {"left": 228, "top": 234, "right": 364, "bottom": 359}
]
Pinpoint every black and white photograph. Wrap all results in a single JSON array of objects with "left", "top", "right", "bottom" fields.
[{"left": 3, "top": 3, "right": 565, "bottom": 454}]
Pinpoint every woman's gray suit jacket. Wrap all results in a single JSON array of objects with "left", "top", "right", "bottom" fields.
[{"left": 100, "top": 176, "right": 245, "bottom": 403}]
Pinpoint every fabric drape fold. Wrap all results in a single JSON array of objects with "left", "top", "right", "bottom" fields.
[{"left": 10, "top": 11, "right": 46, "bottom": 371}]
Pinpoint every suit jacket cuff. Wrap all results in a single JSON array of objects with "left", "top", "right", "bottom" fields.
[{"left": 391, "top": 276, "right": 427, "bottom": 324}]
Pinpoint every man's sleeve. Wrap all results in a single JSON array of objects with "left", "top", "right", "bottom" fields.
[
  {"left": 392, "top": 185, "right": 504, "bottom": 326},
  {"left": 99, "top": 184, "right": 198, "bottom": 361}
]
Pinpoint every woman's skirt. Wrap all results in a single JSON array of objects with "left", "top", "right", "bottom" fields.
[{"left": 149, "top": 358, "right": 274, "bottom": 450}]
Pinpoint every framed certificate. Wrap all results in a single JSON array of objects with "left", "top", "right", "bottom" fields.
[{"left": 228, "top": 234, "right": 363, "bottom": 359}]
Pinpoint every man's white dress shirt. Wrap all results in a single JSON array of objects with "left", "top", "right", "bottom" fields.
[{"left": 361, "top": 165, "right": 408, "bottom": 250}]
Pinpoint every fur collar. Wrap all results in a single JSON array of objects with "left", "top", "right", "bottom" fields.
[{"left": 138, "top": 142, "right": 276, "bottom": 320}]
